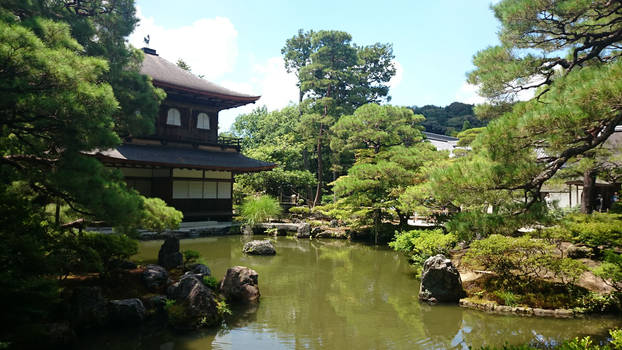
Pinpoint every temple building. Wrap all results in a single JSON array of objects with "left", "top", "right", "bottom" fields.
[{"left": 94, "top": 48, "right": 275, "bottom": 221}]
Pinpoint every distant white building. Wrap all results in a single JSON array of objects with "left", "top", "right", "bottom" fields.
[{"left": 422, "top": 132, "right": 459, "bottom": 156}]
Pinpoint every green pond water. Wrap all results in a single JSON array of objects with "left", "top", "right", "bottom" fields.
[{"left": 81, "top": 236, "right": 621, "bottom": 350}]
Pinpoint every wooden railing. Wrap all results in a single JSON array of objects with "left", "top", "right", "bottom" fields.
[
  {"left": 146, "top": 128, "right": 241, "bottom": 150},
  {"left": 217, "top": 136, "right": 241, "bottom": 149}
]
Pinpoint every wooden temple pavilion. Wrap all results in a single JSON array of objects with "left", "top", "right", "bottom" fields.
[{"left": 95, "top": 48, "right": 275, "bottom": 221}]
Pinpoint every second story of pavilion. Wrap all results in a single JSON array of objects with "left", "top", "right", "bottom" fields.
[{"left": 138, "top": 47, "right": 260, "bottom": 149}]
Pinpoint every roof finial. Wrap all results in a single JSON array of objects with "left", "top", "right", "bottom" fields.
[{"left": 143, "top": 34, "right": 150, "bottom": 47}]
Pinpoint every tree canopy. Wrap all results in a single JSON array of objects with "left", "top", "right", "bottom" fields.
[
  {"left": 0, "top": 1, "right": 177, "bottom": 336},
  {"left": 411, "top": 0, "right": 622, "bottom": 224},
  {"left": 281, "top": 29, "right": 396, "bottom": 206},
  {"left": 410, "top": 102, "right": 486, "bottom": 136}
]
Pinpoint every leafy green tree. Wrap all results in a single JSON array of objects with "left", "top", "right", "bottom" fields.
[
  {"left": 331, "top": 104, "right": 446, "bottom": 243},
  {"left": 0, "top": 14, "right": 144, "bottom": 225},
  {"left": 414, "top": 0, "right": 622, "bottom": 229},
  {"left": 410, "top": 102, "right": 485, "bottom": 136},
  {"left": 456, "top": 127, "right": 485, "bottom": 148},
  {"left": 231, "top": 106, "right": 316, "bottom": 199},
  {"left": 0, "top": 2, "right": 180, "bottom": 341},
  {"left": 282, "top": 30, "right": 396, "bottom": 206},
  {"left": 1, "top": 1, "right": 165, "bottom": 137},
  {"left": 0, "top": 183, "right": 59, "bottom": 331},
  {"left": 331, "top": 104, "right": 424, "bottom": 154}
]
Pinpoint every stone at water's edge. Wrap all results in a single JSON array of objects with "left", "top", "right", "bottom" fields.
[
  {"left": 158, "top": 235, "right": 183, "bottom": 269},
  {"left": 67, "top": 287, "right": 109, "bottom": 329},
  {"left": 220, "top": 266, "right": 260, "bottom": 303},
  {"left": 242, "top": 240, "right": 276, "bottom": 255},
  {"left": 189, "top": 263, "right": 212, "bottom": 277},
  {"left": 143, "top": 264, "right": 169, "bottom": 291},
  {"left": 419, "top": 254, "right": 465, "bottom": 304},
  {"left": 241, "top": 224, "right": 254, "bottom": 235},
  {"left": 296, "top": 223, "right": 311, "bottom": 238},
  {"left": 167, "top": 274, "right": 220, "bottom": 328},
  {"left": 108, "top": 298, "right": 146, "bottom": 325}
]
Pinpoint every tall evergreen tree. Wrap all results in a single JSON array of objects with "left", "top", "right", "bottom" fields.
[{"left": 282, "top": 30, "right": 396, "bottom": 206}]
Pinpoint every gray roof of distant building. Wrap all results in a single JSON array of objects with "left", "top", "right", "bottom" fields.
[{"left": 422, "top": 132, "right": 458, "bottom": 142}]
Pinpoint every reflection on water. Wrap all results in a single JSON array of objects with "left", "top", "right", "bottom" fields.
[{"left": 81, "top": 236, "right": 621, "bottom": 350}]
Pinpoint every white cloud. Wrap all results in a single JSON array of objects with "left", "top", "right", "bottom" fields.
[
  {"left": 218, "top": 57, "right": 299, "bottom": 131},
  {"left": 454, "top": 80, "right": 536, "bottom": 105},
  {"left": 454, "top": 82, "right": 487, "bottom": 105},
  {"left": 388, "top": 60, "right": 403, "bottom": 88},
  {"left": 128, "top": 7, "right": 238, "bottom": 80}
]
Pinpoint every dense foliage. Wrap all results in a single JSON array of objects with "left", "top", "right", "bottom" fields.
[
  {"left": 464, "top": 234, "right": 586, "bottom": 286},
  {"left": 231, "top": 106, "right": 316, "bottom": 200},
  {"left": 0, "top": 1, "right": 180, "bottom": 341},
  {"left": 281, "top": 30, "right": 396, "bottom": 206},
  {"left": 410, "top": 102, "right": 486, "bottom": 136},
  {"left": 390, "top": 229, "right": 457, "bottom": 275},
  {"left": 0, "top": 1, "right": 166, "bottom": 224}
]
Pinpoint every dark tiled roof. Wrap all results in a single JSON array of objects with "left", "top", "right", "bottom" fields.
[
  {"left": 95, "top": 144, "right": 275, "bottom": 172},
  {"left": 140, "top": 51, "right": 260, "bottom": 103},
  {"left": 422, "top": 132, "right": 458, "bottom": 142}
]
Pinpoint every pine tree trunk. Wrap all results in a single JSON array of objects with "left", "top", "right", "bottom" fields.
[
  {"left": 303, "top": 149, "right": 312, "bottom": 204},
  {"left": 581, "top": 169, "right": 597, "bottom": 214},
  {"left": 313, "top": 125, "right": 323, "bottom": 207}
]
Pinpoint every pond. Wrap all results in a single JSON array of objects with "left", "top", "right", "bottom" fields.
[{"left": 81, "top": 236, "right": 621, "bottom": 350}]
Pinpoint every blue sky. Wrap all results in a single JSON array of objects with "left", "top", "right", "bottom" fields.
[{"left": 129, "top": 1, "right": 502, "bottom": 130}]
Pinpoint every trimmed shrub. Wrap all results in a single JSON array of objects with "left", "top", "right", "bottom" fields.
[
  {"left": 390, "top": 229, "right": 457, "bottom": 275},
  {"left": 592, "top": 250, "right": 622, "bottom": 292},
  {"left": 464, "top": 234, "right": 585, "bottom": 286},
  {"left": 183, "top": 250, "right": 200, "bottom": 266},
  {"left": 140, "top": 197, "right": 183, "bottom": 233}
]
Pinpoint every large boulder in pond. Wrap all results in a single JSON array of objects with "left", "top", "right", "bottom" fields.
[
  {"left": 167, "top": 274, "right": 220, "bottom": 328},
  {"left": 143, "top": 264, "right": 169, "bottom": 291},
  {"left": 242, "top": 240, "right": 276, "bottom": 255},
  {"left": 219, "top": 266, "right": 260, "bottom": 303},
  {"left": 419, "top": 254, "right": 465, "bottom": 304},
  {"left": 158, "top": 235, "right": 183, "bottom": 269},
  {"left": 108, "top": 298, "right": 146, "bottom": 326}
]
